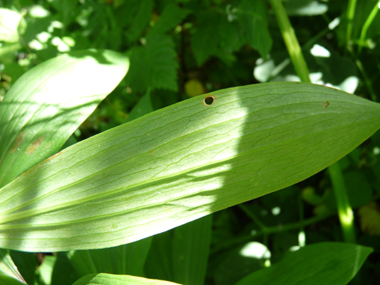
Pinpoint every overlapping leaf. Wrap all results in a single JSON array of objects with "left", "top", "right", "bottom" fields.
[
  {"left": 0, "top": 49, "right": 129, "bottom": 187},
  {"left": 0, "top": 82, "right": 380, "bottom": 252}
]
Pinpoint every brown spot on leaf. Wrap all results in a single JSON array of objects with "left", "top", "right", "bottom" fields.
[
  {"left": 323, "top": 101, "right": 330, "bottom": 108},
  {"left": 11, "top": 131, "right": 26, "bottom": 153},
  {"left": 44, "top": 151, "right": 62, "bottom": 162},
  {"left": 26, "top": 136, "right": 44, "bottom": 155}
]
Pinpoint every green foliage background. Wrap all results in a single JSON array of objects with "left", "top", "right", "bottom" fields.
[{"left": 1, "top": 0, "right": 380, "bottom": 284}]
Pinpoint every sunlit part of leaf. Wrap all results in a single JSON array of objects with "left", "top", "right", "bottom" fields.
[
  {"left": 0, "top": 249, "right": 27, "bottom": 284},
  {"left": 0, "top": 9, "right": 23, "bottom": 43},
  {"left": 0, "top": 49, "right": 129, "bottom": 187},
  {"left": 0, "top": 82, "right": 380, "bottom": 252},
  {"left": 72, "top": 273, "right": 180, "bottom": 285},
  {"left": 126, "top": 33, "right": 178, "bottom": 92},
  {"left": 235, "top": 242, "right": 372, "bottom": 285}
]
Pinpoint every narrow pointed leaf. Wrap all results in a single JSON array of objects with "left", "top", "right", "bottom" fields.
[
  {"left": 0, "top": 82, "right": 380, "bottom": 252},
  {"left": 0, "top": 49, "right": 129, "bottom": 187},
  {"left": 235, "top": 242, "right": 372, "bottom": 285},
  {"left": 68, "top": 237, "right": 152, "bottom": 277},
  {"left": 72, "top": 273, "right": 179, "bottom": 285},
  {"left": 0, "top": 249, "right": 27, "bottom": 285}
]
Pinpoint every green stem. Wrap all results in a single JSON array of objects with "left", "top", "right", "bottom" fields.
[
  {"left": 268, "top": 0, "right": 310, "bottom": 83},
  {"left": 358, "top": 0, "right": 380, "bottom": 54},
  {"left": 211, "top": 210, "right": 335, "bottom": 255},
  {"left": 328, "top": 162, "right": 356, "bottom": 243},
  {"left": 346, "top": 0, "right": 358, "bottom": 50},
  {"left": 269, "top": 0, "right": 356, "bottom": 244}
]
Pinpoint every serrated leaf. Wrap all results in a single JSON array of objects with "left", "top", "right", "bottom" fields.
[
  {"left": 0, "top": 49, "right": 129, "bottom": 188},
  {"left": 237, "top": 0, "right": 272, "bottom": 58},
  {"left": 235, "top": 242, "right": 372, "bottom": 285},
  {"left": 150, "top": 4, "right": 190, "bottom": 35},
  {"left": 73, "top": 273, "right": 180, "bottom": 285},
  {"left": 127, "top": 33, "right": 178, "bottom": 92},
  {"left": 0, "top": 82, "right": 380, "bottom": 252},
  {"left": 191, "top": 11, "right": 221, "bottom": 66},
  {"left": 0, "top": 249, "right": 27, "bottom": 285},
  {"left": 126, "top": 0, "right": 154, "bottom": 43}
]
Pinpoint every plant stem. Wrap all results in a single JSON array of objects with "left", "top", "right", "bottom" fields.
[
  {"left": 328, "top": 162, "right": 356, "bottom": 243},
  {"left": 358, "top": 1, "right": 380, "bottom": 54},
  {"left": 211, "top": 210, "right": 335, "bottom": 255},
  {"left": 270, "top": 0, "right": 356, "bottom": 244},
  {"left": 268, "top": 0, "right": 310, "bottom": 83},
  {"left": 346, "top": 0, "right": 358, "bottom": 50}
]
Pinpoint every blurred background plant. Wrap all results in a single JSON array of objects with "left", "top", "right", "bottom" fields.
[{"left": 1, "top": 0, "right": 380, "bottom": 284}]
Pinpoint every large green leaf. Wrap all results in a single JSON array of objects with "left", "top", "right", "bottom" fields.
[
  {"left": 0, "top": 49, "right": 129, "bottom": 187},
  {"left": 73, "top": 273, "right": 179, "bottom": 285},
  {"left": 234, "top": 242, "right": 372, "bottom": 285},
  {"left": 145, "top": 216, "right": 212, "bottom": 285},
  {"left": 67, "top": 237, "right": 152, "bottom": 277},
  {"left": 0, "top": 82, "right": 380, "bottom": 251}
]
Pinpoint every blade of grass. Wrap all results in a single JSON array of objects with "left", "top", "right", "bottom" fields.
[{"left": 358, "top": 0, "right": 380, "bottom": 54}]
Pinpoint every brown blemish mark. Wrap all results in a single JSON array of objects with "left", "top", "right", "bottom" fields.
[
  {"left": 44, "top": 151, "right": 62, "bottom": 163},
  {"left": 150, "top": 150, "right": 154, "bottom": 154},
  {"left": 323, "top": 101, "right": 330, "bottom": 108},
  {"left": 26, "top": 136, "right": 44, "bottom": 155},
  {"left": 45, "top": 142, "right": 51, "bottom": 150},
  {"left": 11, "top": 131, "right": 26, "bottom": 153},
  {"left": 203, "top": 95, "right": 215, "bottom": 106}
]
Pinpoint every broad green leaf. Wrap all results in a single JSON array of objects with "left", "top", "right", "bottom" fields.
[
  {"left": 171, "top": 215, "right": 211, "bottom": 285},
  {"left": 0, "top": 249, "right": 26, "bottom": 285},
  {"left": 73, "top": 273, "right": 180, "bottom": 285},
  {"left": 234, "top": 242, "right": 372, "bottom": 285},
  {"left": 38, "top": 254, "right": 79, "bottom": 285},
  {"left": 1, "top": 82, "right": 380, "bottom": 252},
  {"left": 68, "top": 237, "right": 152, "bottom": 277},
  {"left": 126, "top": 33, "right": 178, "bottom": 92},
  {"left": 145, "top": 216, "right": 212, "bottom": 285},
  {"left": 0, "top": 49, "right": 129, "bottom": 187}
]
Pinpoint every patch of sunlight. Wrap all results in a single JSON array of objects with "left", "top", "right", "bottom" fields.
[
  {"left": 47, "top": 21, "right": 63, "bottom": 33},
  {"left": 254, "top": 57, "right": 291, "bottom": 83},
  {"left": 51, "top": 37, "right": 75, "bottom": 52},
  {"left": 240, "top": 242, "right": 271, "bottom": 259},
  {"left": 325, "top": 76, "right": 359, "bottom": 94},
  {"left": 28, "top": 39, "right": 44, "bottom": 50},
  {"left": 29, "top": 5, "right": 51, "bottom": 18},
  {"left": 328, "top": 17, "right": 340, "bottom": 30},
  {"left": 309, "top": 72, "right": 323, "bottom": 83},
  {"left": 310, "top": 44, "right": 330, "bottom": 58},
  {"left": 340, "top": 208, "right": 354, "bottom": 226},
  {"left": 271, "top": 206, "right": 281, "bottom": 216},
  {"left": 373, "top": 147, "right": 380, "bottom": 155},
  {"left": 290, "top": 245, "right": 300, "bottom": 252},
  {"left": 36, "top": 31, "right": 51, "bottom": 43},
  {"left": 298, "top": 230, "right": 306, "bottom": 247}
]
